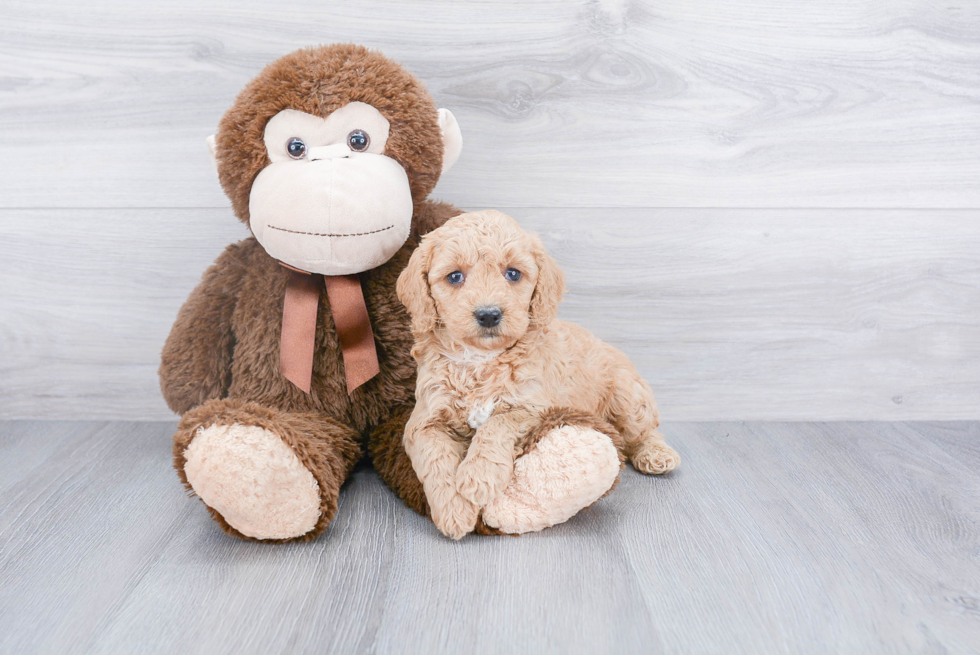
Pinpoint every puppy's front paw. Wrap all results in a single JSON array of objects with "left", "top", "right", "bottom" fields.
[
  {"left": 456, "top": 456, "right": 512, "bottom": 506},
  {"left": 632, "top": 443, "right": 681, "bottom": 475},
  {"left": 431, "top": 491, "right": 479, "bottom": 540}
]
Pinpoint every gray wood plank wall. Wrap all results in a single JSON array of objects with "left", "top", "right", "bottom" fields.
[{"left": 1, "top": 0, "right": 978, "bottom": 420}]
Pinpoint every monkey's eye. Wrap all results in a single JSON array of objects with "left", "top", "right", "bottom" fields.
[
  {"left": 446, "top": 271, "right": 464, "bottom": 286},
  {"left": 505, "top": 268, "right": 522, "bottom": 282},
  {"left": 286, "top": 137, "right": 307, "bottom": 159},
  {"left": 347, "top": 129, "right": 370, "bottom": 152}
]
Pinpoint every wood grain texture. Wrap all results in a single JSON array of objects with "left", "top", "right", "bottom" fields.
[
  {"left": 1, "top": 1, "right": 978, "bottom": 420},
  {"left": 1, "top": 421, "right": 977, "bottom": 654},
  {"left": 0, "top": 0, "right": 978, "bottom": 208},
  {"left": 2, "top": 208, "right": 977, "bottom": 420}
]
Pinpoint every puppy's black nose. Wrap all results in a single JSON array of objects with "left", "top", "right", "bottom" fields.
[{"left": 474, "top": 306, "right": 503, "bottom": 328}]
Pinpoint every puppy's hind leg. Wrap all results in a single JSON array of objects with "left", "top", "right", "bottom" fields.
[{"left": 609, "top": 373, "right": 680, "bottom": 475}]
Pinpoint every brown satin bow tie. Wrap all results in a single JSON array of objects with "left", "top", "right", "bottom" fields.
[{"left": 279, "top": 264, "right": 380, "bottom": 395}]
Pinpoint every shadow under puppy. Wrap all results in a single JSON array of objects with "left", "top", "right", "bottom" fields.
[{"left": 397, "top": 210, "right": 680, "bottom": 539}]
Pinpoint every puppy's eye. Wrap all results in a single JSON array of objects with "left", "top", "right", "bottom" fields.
[
  {"left": 347, "top": 129, "right": 370, "bottom": 152},
  {"left": 505, "top": 268, "right": 522, "bottom": 282},
  {"left": 446, "top": 271, "right": 464, "bottom": 286},
  {"left": 286, "top": 137, "right": 307, "bottom": 159}
]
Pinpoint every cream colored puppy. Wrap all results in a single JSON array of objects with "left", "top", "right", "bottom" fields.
[{"left": 397, "top": 210, "right": 679, "bottom": 539}]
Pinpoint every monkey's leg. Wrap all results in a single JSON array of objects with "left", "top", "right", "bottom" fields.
[
  {"left": 172, "top": 398, "right": 362, "bottom": 542},
  {"left": 367, "top": 404, "right": 429, "bottom": 518},
  {"left": 480, "top": 409, "right": 625, "bottom": 535}
]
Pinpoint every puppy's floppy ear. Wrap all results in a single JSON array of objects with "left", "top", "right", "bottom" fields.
[
  {"left": 528, "top": 233, "right": 565, "bottom": 329},
  {"left": 397, "top": 237, "right": 438, "bottom": 334}
]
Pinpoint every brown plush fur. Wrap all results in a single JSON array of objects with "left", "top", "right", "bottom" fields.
[
  {"left": 367, "top": 404, "right": 429, "bottom": 518},
  {"left": 160, "top": 45, "right": 461, "bottom": 541},
  {"left": 518, "top": 408, "right": 626, "bottom": 464}
]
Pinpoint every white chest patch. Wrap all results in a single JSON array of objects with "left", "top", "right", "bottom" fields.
[{"left": 467, "top": 400, "right": 497, "bottom": 430}]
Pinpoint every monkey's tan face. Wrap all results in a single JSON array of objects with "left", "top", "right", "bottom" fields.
[
  {"left": 246, "top": 102, "right": 421, "bottom": 275},
  {"left": 427, "top": 231, "right": 539, "bottom": 351}
]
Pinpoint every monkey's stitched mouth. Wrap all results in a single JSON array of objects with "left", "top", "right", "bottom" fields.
[{"left": 266, "top": 224, "right": 394, "bottom": 237}]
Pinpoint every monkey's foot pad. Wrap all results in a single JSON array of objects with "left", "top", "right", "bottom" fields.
[
  {"left": 482, "top": 425, "right": 621, "bottom": 534},
  {"left": 183, "top": 423, "right": 321, "bottom": 540}
]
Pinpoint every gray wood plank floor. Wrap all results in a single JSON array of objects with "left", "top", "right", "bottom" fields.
[{"left": 1, "top": 421, "right": 977, "bottom": 654}]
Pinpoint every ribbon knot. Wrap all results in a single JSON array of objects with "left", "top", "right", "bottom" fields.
[{"left": 279, "top": 266, "right": 380, "bottom": 394}]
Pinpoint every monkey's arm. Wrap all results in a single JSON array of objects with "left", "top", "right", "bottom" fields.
[
  {"left": 412, "top": 199, "right": 463, "bottom": 237},
  {"left": 159, "top": 241, "right": 247, "bottom": 414}
]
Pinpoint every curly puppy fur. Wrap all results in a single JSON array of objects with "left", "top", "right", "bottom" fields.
[
  {"left": 160, "top": 44, "right": 460, "bottom": 541},
  {"left": 397, "top": 210, "right": 680, "bottom": 538}
]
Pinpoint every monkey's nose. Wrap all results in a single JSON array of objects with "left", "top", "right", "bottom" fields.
[
  {"left": 474, "top": 306, "right": 503, "bottom": 328},
  {"left": 307, "top": 143, "right": 351, "bottom": 161}
]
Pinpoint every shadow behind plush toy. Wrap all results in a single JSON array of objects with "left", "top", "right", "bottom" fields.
[{"left": 159, "top": 44, "right": 465, "bottom": 542}]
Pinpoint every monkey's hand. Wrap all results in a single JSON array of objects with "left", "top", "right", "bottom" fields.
[{"left": 159, "top": 241, "right": 246, "bottom": 414}]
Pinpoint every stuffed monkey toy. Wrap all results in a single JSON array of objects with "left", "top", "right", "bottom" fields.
[{"left": 161, "top": 44, "right": 623, "bottom": 541}]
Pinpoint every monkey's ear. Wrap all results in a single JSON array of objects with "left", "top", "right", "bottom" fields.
[
  {"left": 437, "top": 108, "right": 462, "bottom": 175},
  {"left": 397, "top": 238, "right": 439, "bottom": 335},
  {"left": 206, "top": 134, "right": 218, "bottom": 170}
]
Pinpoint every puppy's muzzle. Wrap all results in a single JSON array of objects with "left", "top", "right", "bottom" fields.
[{"left": 474, "top": 306, "right": 503, "bottom": 328}]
